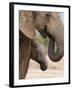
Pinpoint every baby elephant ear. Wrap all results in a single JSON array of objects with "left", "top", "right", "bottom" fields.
[{"left": 19, "top": 11, "right": 36, "bottom": 40}]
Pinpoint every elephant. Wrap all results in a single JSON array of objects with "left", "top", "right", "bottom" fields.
[
  {"left": 19, "top": 11, "right": 64, "bottom": 79},
  {"left": 30, "top": 39, "right": 48, "bottom": 71},
  {"left": 19, "top": 31, "right": 48, "bottom": 79},
  {"left": 33, "top": 12, "right": 64, "bottom": 62}
]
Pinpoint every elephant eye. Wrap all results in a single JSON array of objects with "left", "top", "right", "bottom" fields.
[
  {"left": 45, "top": 14, "right": 51, "bottom": 17},
  {"left": 45, "top": 14, "right": 51, "bottom": 21}
]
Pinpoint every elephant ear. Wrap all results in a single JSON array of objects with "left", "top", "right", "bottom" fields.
[{"left": 19, "top": 10, "right": 36, "bottom": 40}]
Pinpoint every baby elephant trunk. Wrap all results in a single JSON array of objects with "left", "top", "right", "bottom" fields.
[{"left": 31, "top": 40, "right": 48, "bottom": 71}]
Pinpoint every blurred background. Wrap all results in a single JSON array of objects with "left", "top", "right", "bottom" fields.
[{"left": 26, "top": 12, "right": 64, "bottom": 79}]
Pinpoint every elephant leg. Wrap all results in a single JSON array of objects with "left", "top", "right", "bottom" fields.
[
  {"left": 30, "top": 40, "right": 48, "bottom": 71},
  {"left": 19, "top": 31, "right": 31, "bottom": 79}
]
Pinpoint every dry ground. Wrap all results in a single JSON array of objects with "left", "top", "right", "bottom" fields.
[{"left": 26, "top": 55, "right": 64, "bottom": 79}]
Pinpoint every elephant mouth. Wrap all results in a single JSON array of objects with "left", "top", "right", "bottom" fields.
[{"left": 38, "top": 26, "right": 48, "bottom": 38}]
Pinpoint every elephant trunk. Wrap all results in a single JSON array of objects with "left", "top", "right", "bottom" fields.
[
  {"left": 48, "top": 37, "right": 64, "bottom": 62},
  {"left": 47, "top": 19, "right": 64, "bottom": 62}
]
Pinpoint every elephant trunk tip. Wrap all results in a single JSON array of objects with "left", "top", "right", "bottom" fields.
[
  {"left": 48, "top": 55, "right": 63, "bottom": 62},
  {"left": 48, "top": 47, "right": 64, "bottom": 62},
  {"left": 48, "top": 37, "right": 64, "bottom": 62},
  {"left": 40, "top": 64, "right": 48, "bottom": 71}
]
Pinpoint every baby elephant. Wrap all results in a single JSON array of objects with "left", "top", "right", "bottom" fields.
[
  {"left": 30, "top": 40, "right": 48, "bottom": 71},
  {"left": 19, "top": 31, "right": 48, "bottom": 79}
]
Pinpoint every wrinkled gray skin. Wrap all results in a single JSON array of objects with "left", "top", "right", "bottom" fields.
[
  {"left": 30, "top": 40, "right": 48, "bottom": 71},
  {"left": 20, "top": 31, "right": 48, "bottom": 71},
  {"left": 33, "top": 12, "right": 64, "bottom": 62},
  {"left": 19, "top": 31, "right": 48, "bottom": 79}
]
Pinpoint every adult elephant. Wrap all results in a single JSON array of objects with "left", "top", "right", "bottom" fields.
[
  {"left": 33, "top": 12, "right": 64, "bottom": 62},
  {"left": 19, "top": 11, "right": 64, "bottom": 79}
]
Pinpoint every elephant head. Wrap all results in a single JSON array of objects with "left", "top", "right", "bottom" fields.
[
  {"left": 33, "top": 12, "right": 64, "bottom": 62},
  {"left": 20, "top": 11, "right": 64, "bottom": 62}
]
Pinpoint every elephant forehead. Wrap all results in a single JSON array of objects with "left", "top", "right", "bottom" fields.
[{"left": 19, "top": 11, "right": 36, "bottom": 40}]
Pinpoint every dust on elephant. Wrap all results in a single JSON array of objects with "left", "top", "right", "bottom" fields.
[{"left": 19, "top": 11, "right": 64, "bottom": 79}]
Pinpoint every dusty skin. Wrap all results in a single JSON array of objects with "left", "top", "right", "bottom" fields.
[{"left": 26, "top": 56, "right": 64, "bottom": 79}]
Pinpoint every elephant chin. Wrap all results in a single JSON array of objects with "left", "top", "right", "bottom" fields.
[{"left": 48, "top": 37, "right": 64, "bottom": 62}]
